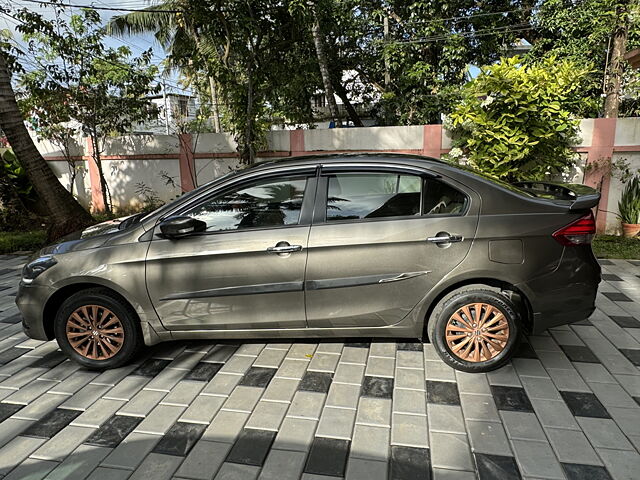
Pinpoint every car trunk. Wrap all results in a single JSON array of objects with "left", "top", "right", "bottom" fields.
[{"left": 512, "top": 181, "right": 601, "bottom": 212}]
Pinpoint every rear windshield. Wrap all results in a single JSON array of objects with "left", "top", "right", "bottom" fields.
[{"left": 449, "top": 162, "right": 535, "bottom": 197}]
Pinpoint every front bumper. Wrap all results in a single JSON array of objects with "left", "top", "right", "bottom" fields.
[
  {"left": 15, "top": 282, "right": 54, "bottom": 341},
  {"left": 517, "top": 247, "right": 601, "bottom": 333}
]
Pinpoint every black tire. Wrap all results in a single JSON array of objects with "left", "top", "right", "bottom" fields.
[
  {"left": 54, "top": 288, "right": 143, "bottom": 370},
  {"left": 428, "top": 289, "right": 521, "bottom": 373}
]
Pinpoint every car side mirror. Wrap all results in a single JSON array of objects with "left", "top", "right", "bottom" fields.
[{"left": 158, "top": 216, "right": 206, "bottom": 239}]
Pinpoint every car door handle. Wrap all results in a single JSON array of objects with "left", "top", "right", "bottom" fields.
[
  {"left": 426, "top": 234, "right": 464, "bottom": 244},
  {"left": 267, "top": 244, "right": 303, "bottom": 254}
]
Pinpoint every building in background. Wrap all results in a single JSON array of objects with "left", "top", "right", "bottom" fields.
[{"left": 137, "top": 93, "right": 198, "bottom": 134}]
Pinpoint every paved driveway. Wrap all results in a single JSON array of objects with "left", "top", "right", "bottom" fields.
[{"left": 0, "top": 255, "right": 639, "bottom": 480}]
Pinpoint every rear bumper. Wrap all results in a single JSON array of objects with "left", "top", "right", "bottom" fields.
[{"left": 517, "top": 247, "right": 601, "bottom": 333}]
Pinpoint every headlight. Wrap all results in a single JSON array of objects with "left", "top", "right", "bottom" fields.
[{"left": 22, "top": 256, "right": 57, "bottom": 285}]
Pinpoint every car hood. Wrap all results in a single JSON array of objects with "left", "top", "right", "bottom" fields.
[{"left": 39, "top": 216, "right": 142, "bottom": 256}]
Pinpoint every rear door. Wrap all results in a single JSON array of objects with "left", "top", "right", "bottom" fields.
[
  {"left": 304, "top": 165, "right": 479, "bottom": 328},
  {"left": 145, "top": 168, "right": 317, "bottom": 331}
]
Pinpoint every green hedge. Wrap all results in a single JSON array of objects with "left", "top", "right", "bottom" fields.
[{"left": 0, "top": 231, "right": 47, "bottom": 254}]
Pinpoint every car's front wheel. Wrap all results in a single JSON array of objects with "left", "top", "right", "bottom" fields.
[
  {"left": 54, "top": 288, "right": 143, "bottom": 369},
  {"left": 428, "top": 289, "right": 521, "bottom": 373}
]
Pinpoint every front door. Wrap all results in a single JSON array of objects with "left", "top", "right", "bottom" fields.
[
  {"left": 146, "top": 172, "right": 316, "bottom": 331},
  {"left": 305, "top": 169, "right": 478, "bottom": 328}
]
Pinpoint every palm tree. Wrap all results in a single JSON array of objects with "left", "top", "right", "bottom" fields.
[
  {"left": 107, "top": 2, "right": 222, "bottom": 132},
  {"left": 0, "top": 51, "right": 92, "bottom": 238}
]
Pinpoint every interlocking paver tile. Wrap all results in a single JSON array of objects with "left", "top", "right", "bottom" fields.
[
  {"left": 152, "top": 421, "right": 207, "bottom": 456},
  {"left": 30, "top": 424, "right": 95, "bottom": 461},
  {"left": 272, "top": 417, "right": 317, "bottom": 452},
  {"left": 84, "top": 414, "right": 142, "bottom": 447},
  {"left": 333, "top": 362, "right": 365, "bottom": 385},
  {"left": 466, "top": 420, "right": 511, "bottom": 456},
  {"left": 491, "top": 385, "right": 533, "bottom": 412},
  {"left": 511, "top": 439, "right": 565, "bottom": 479},
  {"left": 128, "top": 452, "right": 183, "bottom": 480},
  {"left": 560, "top": 391, "right": 611, "bottom": 418},
  {"left": 0, "top": 402, "right": 23, "bottom": 421},
  {"left": 427, "top": 403, "right": 465, "bottom": 434},
  {"left": 226, "top": 428, "right": 276, "bottom": 466},
  {"left": 259, "top": 449, "right": 307, "bottom": 480},
  {"left": 389, "top": 445, "right": 430, "bottom": 480},
  {"left": 546, "top": 427, "right": 601, "bottom": 466},
  {"left": 3, "top": 457, "right": 57, "bottom": 480},
  {"left": 44, "top": 443, "right": 111, "bottom": 480},
  {"left": 245, "top": 400, "right": 288, "bottom": 431},
  {"left": 21, "top": 408, "right": 82, "bottom": 438},
  {"left": 100, "top": 431, "right": 160, "bottom": 470},
  {"left": 303, "top": 437, "right": 350, "bottom": 477},
  {"left": 429, "top": 431, "right": 473, "bottom": 471},
  {"left": 391, "top": 412, "right": 428, "bottom": 448},
  {"left": 350, "top": 424, "right": 389, "bottom": 461},
  {"left": 345, "top": 457, "right": 388, "bottom": 480},
  {"left": 316, "top": 406, "right": 357, "bottom": 439},
  {"left": 202, "top": 410, "right": 250, "bottom": 443},
  {"left": 298, "top": 371, "right": 332, "bottom": 393},
  {"left": 0, "top": 436, "right": 46, "bottom": 475},
  {"left": 70, "top": 398, "right": 125, "bottom": 428},
  {"left": 562, "top": 463, "right": 613, "bottom": 480},
  {"left": 474, "top": 453, "right": 521, "bottom": 480},
  {"left": 239, "top": 366, "right": 277, "bottom": 388},
  {"left": 179, "top": 394, "right": 226, "bottom": 424}
]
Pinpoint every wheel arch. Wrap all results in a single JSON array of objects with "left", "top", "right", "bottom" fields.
[
  {"left": 420, "top": 277, "right": 533, "bottom": 340},
  {"left": 42, "top": 282, "right": 142, "bottom": 341}
]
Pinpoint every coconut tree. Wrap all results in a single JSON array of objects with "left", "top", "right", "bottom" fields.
[
  {"left": 107, "top": 2, "right": 222, "bottom": 132},
  {"left": 0, "top": 50, "right": 93, "bottom": 238}
]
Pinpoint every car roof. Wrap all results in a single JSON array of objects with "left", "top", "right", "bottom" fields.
[{"left": 248, "top": 152, "right": 447, "bottom": 171}]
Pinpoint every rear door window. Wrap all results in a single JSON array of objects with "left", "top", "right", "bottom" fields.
[
  {"left": 423, "top": 178, "right": 468, "bottom": 215},
  {"left": 325, "top": 173, "right": 422, "bottom": 221}
]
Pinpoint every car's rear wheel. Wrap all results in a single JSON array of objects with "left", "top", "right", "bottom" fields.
[
  {"left": 428, "top": 289, "right": 521, "bottom": 373},
  {"left": 54, "top": 288, "right": 142, "bottom": 369}
]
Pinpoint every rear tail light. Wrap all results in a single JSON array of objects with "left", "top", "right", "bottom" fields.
[{"left": 553, "top": 212, "right": 596, "bottom": 246}]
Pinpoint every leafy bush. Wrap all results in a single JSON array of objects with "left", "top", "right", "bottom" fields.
[
  {"left": 618, "top": 175, "right": 640, "bottom": 225},
  {"left": 0, "top": 231, "right": 46, "bottom": 254},
  {"left": 446, "top": 56, "right": 591, "bottom": 181}
]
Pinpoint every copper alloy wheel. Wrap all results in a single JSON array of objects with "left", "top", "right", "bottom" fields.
[
  {"left": 65, "top": 305, "right": 124, "bottom": 360},
  {"left": 445, "top": 302, "right": 510, "bottom": 363}
]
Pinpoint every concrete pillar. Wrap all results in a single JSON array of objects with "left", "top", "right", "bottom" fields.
[
  {"left": 584, "top": 118, "right": 617, "bottom": 233},
  {"left": 423, "top": 125, "right": 443, "bottom": 158},
  {"left": 290, "top": 130, "right": 305, "bottom": 156}
]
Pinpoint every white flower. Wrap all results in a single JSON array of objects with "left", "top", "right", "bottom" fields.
[{"left": 481, "top": 95, "right": 494, "bottom": 107}]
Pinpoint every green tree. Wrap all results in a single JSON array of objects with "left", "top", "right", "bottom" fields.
[
  {"left": 446, "top": 56, "right": 591, "bottom": 181},
  {"left": 17, "top": 6, "right": 160, "bottom": 213},
  {"left": 109, "top": 1, "right": 319, "bottom": 165},
  {"left": 0, "top": 23, "right": 92, "bottom": 238},
  {"left": 525, "top": 0, "right": 640, "bottom": 117}
]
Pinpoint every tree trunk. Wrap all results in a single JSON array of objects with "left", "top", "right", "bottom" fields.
[
  {"left": 208, "top": 76, "right": 222, "bottom": 133},
  {"left": 604, "top": 2, "right": 629, "bottom": 118},
  {"left": 91, "top": 134, "right": 112, "bottom": 214},
  {"left": 0, "top": 51, "right": 92, "bottom": 239},
  {"left": 243, "top": 60, "right": 256, "bottom": 164},
  {"left": 333, "top": 80, "right": 364, "bottom": 127},
  {"left": 311, "top": 11, "right": 341, "bottom": 127}
]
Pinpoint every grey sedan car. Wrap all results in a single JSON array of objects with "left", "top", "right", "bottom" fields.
[{"left": 16, "top": 154, "right": 601, "bottom": 372}]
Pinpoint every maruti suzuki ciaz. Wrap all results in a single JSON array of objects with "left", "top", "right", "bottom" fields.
[{"left": 16, "top": 154, "right": 601, "bottom": 372}]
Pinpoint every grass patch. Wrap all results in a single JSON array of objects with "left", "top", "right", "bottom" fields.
[
  {"left": 593, "top": 234, "right": 640, "bottom": 259},
  {"left": 0, "top": 230, "right": 46, "bottom": 254}
]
